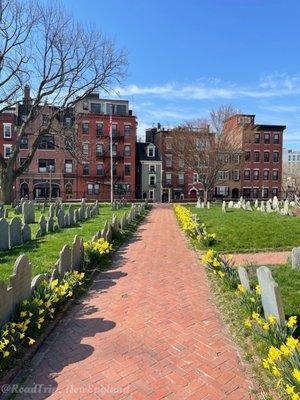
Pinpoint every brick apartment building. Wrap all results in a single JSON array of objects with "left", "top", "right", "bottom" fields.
[
  {"left": 145, "top": 114, "right": 285, "bottom": 202},
  {"left": 145, "top": 124, "right": 212, "bottom": 202},
  {"left": 0, "top": 89, "right": 137, "bottom": 201},
  {"left": 220, "top": 114, "right": 286, "bottom": 200}
]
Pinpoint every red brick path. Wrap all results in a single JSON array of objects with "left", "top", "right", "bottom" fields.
[
  {"left": 16, "top": 205, "right": 252, "bottom": 400},
  {"left": 233, "top": 251, "right": 290, "bottom": 266}
]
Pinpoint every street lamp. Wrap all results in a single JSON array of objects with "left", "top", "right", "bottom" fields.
[{"left": 109, "top": 104, "right": 114, "bottom": 205}]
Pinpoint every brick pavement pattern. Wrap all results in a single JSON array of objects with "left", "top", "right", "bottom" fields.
[
  {"left": 233, "top": 251, "right": 290, "bottom": 266},
  {"left": 16, "top": 205, "right": 253, "bottom": 400}
]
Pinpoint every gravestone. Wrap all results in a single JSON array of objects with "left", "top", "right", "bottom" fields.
[
  {"left": 257, "top": 266, "right": 285, "bottom": 325},
  {"left": 22, "top": 224, "right": 31, "bottom": 243},
  {"left": 9, "top": 217, "right": 23, "bottom": 248},
  {"left": 50, "top": 268, "right": 58, "bottom": 283},
  {"left": 0, "top": 282, "right": 13, "bottom": 323},
  {"left": 237, "top": 267, "right": 251, "bottom": 292},
  {"left": 58, "top": 244, "right": 72, "bottom": 274},
  {"left": 39, "top": 215, "right": 47, "bottom": 235},
  {"left": 0, "top": 218, "right": 9, "bottom": 250},
  {"left": 64, "top": 212, "right": 70, "bottom": 227},
  {"left": 74, "top": 209, "right": 79, "bottom": 224},
  {"left": 47, "top": 216, "right": 54, "bottom": 232},
  {"left": 57, "top": 209, "right": 65, "bottom": 229},
  {"left": 71, "top": 235, "right": 84, "bottom": 270},
  {"left": 10, "top": 254, "right": 32, "bottom": 306},
  {"left": 31, "top": 273, "right": 49, "bottom": 290},
  {"left": 49, "top": 203, "right": 55, "bottom": 218},
  {"left": 291, "top": 247, "right": 300, "bottom": 269},
  {"left": 222, "top": 201, "right": 226, "bottom": 213},
  {"left": 196, "top": 198, "right": 201, "bottom": 208},
  {"left": 228, "top": 201, "right": 234, "bottom": 209},
  {"left": 207, "top": 201, "right": 210, "bottom": 209},
  {"left": 69, "top": 206, "right": 74, "bottom": 225}
]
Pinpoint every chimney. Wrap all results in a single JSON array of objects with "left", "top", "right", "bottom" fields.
[{"left": 24, "top": 85, "right": 31, "bottom": 106}]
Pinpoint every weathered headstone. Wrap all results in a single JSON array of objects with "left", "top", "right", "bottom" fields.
[
  {"left": 39, "top": 215, "right": 47, "bottom": 235},
  {"left": 10, "top": 254, "right": 32, "bottom": 306},
  {"left": 257, "top": 266, "right": 285, "bottom": 325},
  {"left": 0, "top": 218, "right": 9, "bottom": 250},
  {"left": 31, "top": 273, "right": 49, "bottom": 290},
  {"left": 57, "top": 209, "right": 65, "bottom": 229},
  {"left": 291, "top": 247, "right": 300, "bottom": 269},
  {"left": 47, "top": 216, "right": 54, "bottom": 232},
  {"left": 0, "top": 282, "right": 13, "bottom": 323},
  {"left": 58, "top": 244, "right": 72, "bottom": 274},
  {"left": 22, "top": 224, "right": 31, "bottom": 243},
  {"left": 71, "top": 235, "right": 84, "bottom": 270},
  {"left": 9, "top": 217, "right": 23, "bottom": 248},
  {"left": 238, "top": 267, "right": 251, "bottom": 292},
  {"left": 49, "top": 203, "right": 55, "bottom": 218}
]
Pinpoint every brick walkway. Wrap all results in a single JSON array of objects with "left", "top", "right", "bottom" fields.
[
  {"left": 233, "top": 251, "right": 290, "bottom": 266},
  {"left": 15, "top": 205, "right": 252, "bottom": 400}
]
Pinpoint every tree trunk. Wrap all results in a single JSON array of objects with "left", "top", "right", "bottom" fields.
[
  {"left": 0, "top": 167, "right": 15, "bottom": 204},
  {"left": 203, "top": 189, "right": 208, "bottom": 205}
]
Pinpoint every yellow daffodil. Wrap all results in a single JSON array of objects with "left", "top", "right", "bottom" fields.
[{"left": 287, "top": 316, "right": 298, "bottom": 329}]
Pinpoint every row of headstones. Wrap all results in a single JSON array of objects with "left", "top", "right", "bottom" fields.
[
  {"left": 0, "top": 234, "right": 84, "bottom": 323},
  {"left": 196, "top": 199, "right": 210, "bottom": 209},
  {"left": 92, "top": 203, "right": 146, "bottom": 243},
  {"left": 224, "top": 196, "right": 294, "bottom": 216},
  {"left": 238, "top": 265, "right": 285, "bottom": 324},
  {"left": 111, "top": 199, "right": 128, "bottom": 210},
  {"left": 0, "top": 217, "right": 31, "bottom": 251}
]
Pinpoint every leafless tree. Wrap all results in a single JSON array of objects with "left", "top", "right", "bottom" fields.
[
  {"left": 0, "top": 0, "right": 127, "bottom": 203},
  {"left": 172, "top": 105, "right": 241, "bottom": 203}
]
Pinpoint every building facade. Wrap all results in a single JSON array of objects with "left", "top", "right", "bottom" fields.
[
  {"left": 0, "top": 89, "right": 137, "bottom": 201},
  {"left": 136, "top": 142, "right": 162, "bottom": 202}
]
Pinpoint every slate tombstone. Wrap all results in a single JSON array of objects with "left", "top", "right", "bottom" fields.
[
  {"left": 47, "top": 216, "right": 54, "bottom": 232},
  {"left": 257, "top": 266, "right": 285, "bottom": 325},
  {"left": 22, "top": 224, "right": 31, "bottom": 243},
  {"left": 58, "top": 244, "right": 72, "bottom": 274},
  {"left": 9, "top": 217, "right": 23, "bottom": 248},
  {"left": 237, "top": 267, "right": 251, "bottom": 292},
  {"left": 68, "top": 206, "right": 74, "bottom": 225},
  {"left": 39, "top": 215, "right": 47, "bottom": 235},
  {"left": 0, "top": 218, "right": 9, "bottom": 250},
  {"left": 57, "top": 209, "right": 65, "bottom": 229},
  {"left": 49, "top": 203, "right": 55, "bottom": 218},
  {"left": 291, "top": 247, "right": 300, "bottom": 269}
]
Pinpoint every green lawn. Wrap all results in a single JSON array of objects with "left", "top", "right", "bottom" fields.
[
  {"left": 0, "top": 205, "right": 129, "bottom": 284},
  {"left": 189, "top": 205, "right": 300, "bottom": 253}
]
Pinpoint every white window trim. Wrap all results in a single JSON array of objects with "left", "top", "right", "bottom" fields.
[
  {"left": 3, "top": 123, "right": 12, "bottom": 139},
  {"left": 3, "top": 144, "right": 12, "bottom": 158},
  {"left": 147, "top": 145, "right": 155, "bottom": 157},
  {"left": 149, "top": 189, "right": 154, "bottom": 200},
  {"left": 149, "top": 174, "right": 156, "bottom": 185}
]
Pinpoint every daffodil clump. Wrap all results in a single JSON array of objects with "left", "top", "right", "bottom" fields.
[
  {"left": 201, "top": 249, "right": 239, "bottom": 288},
  {"left": 84, "top": 238, "right": 113, "bottom": 266},
  {"left": 0, "top": 270, "right": 85, "bottom": 371},
  {"left": 174, "top": 205, "right": 217, "bottom": 246},
  {"left": 235, "top": 284, "right": 262, "bottom": 315}
]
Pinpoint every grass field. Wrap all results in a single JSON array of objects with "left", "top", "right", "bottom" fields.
[
  {"left": 189, "top": 204, "right": 300, "bottom": 253},
  {"left": 0, "top": 205, "right": 129, "bottom": 284}
]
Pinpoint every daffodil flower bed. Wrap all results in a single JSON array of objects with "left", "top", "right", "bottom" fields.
[
  {"left": 174, "top": 205, "right": 217, "bottom": 246},
  {"left": 202, "top": 248, "right": 300, "bottom": 399},
  {"left": 83, "top": 238, "right": 113, "bottom": 266},
  {"left": 0, "top": 270, "right": 85, "bottom": 372}
]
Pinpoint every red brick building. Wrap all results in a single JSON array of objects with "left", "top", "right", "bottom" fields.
[
  {"left": 0, "top": 90, "right": 137, "bottom": 201},
  {"left": 221, "top": 114, "right": 286, "bottom": 200}
]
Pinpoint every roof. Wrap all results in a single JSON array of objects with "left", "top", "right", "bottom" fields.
[
  {"left": 256, "top": 124, "right": 286, "bottom": 131},
  {"left": 137, "top": 142, "right": 161, "bottom": 162}
]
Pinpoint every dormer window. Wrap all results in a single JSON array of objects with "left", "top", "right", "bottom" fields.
[{"left": 147, "top": 146, "right": 155, "bottom": 157}]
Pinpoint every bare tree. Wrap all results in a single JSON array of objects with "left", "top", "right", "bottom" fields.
[
  {"left": 172, "top": 105, "right": 241, "bottom": 204},
  {"left": 0, "top": 0, "right": 127, "bottom": 203}
]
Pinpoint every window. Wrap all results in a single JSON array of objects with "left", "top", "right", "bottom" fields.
[
  {"left": 3, "top": 123, "right": 12, "bottom": 138},
  {"left": 165, "top": 137, "right": 172, "bottom": 150},
  {"left": 149, "top": 175, "right": 156, "bottom": 185},
  {"left": 38, "top": 159, "right": 55, "bottom": 172},
  {"left": 90, "top": 103, "right": 101, "bottom": 114},
  {"left": 114, "top": 183, "right": 131, "bottom": 195},
  {"left": 82, "top": 143, "right": 89, "bottom": 157},
  {"left": 253, "top": 188, "right": 259, "bottom": 198},
  {"left": 124, "top": 145, "right": 131, "bottom": 156},
  {"left": 124, "top": 164, "right": 131, "bottom": 176},
  {"left": 112, "top": 124, "right": 118, "bottom": 136},
  {"left": 272, "top": 188, "right": 278, "bottom": 197},
  {"left": 264, "top": 151, "right": 270, "bottom": 162},
  {"left": 253, "top": 170, "right": 259, "bottom": 180},
  {"left": 20, "top": 158, "right": 28, "bottom": 171},
  {"left": 273, "top": 151, "right": 279, "bottom": 163},
  {"left": 96, "top": 163, "right": 104, "bottom": 176},
  {"left": 82, "top": 122, "right": 89, "bottom": 134},
  {"left": 263, "top": 170, "right": 269, "bottom": 180},
  {"left": 274, "top": 133, "right": 279, "bottom": 144},
  {"left": 272, "top": 170, "right": 279, "bottom": 180},
  {"left": 254, "top": 151, "right": 260, "bottom": 162},
  {"left": 216, "top": 186, "right": 229, "bottom": 196},
  {"left": 83, "top": 100, "right": 89, "bottom": 110},
  {"left": 38, "top": 136, "right": 55, "bottom": 150},
  {"left": 233, "top": 170, "right": 240, "bottom": 181},
  {"left": 218, "top": 171, "right": 229, "bottom": 180},
  {"left": 264, "top": 133, "right": 270, "bottom": 144},
  {"left": 149, "top": 164, "right": 156, "bottom": 173},
  {"left": 64, "top": 117, "right": 72, "bottom": 127},
  {"left": 262, "top": 188, "right": 269, "bottom": 198},
  {"left": 245, "top": 151, "right": 251, "bottom": 161},
  {"left": 254, "top": 133, "right": 260, "bottom": 144},
  {"left": 193, "top": 173, "right": 199, "bottom": 183},
  {"left": 149, "top": 189, "right": 154, "bottom": 200},
  {"left": 178, "top": 173, "right": 184, "bottom": 185},
  {"left": 20, "top": 136, "right": 28, "bottom": 149},
  {"left": 96, "top": 143, "right": 103, "bottom": 156},
  {"left": 178, "top": 158, "right": 184, "bottom": 168},
  {"left": 124, "top": 125, "right": 131, "bottom": 137},
  {"left": 83, "top": 162, "right": 89, "bottom": 175},
  {"left": 87, "top": 183, "right": 99, "bottom": 195},
  {"left": 96, "top": 123, "right": 103, "bottom": 136},
  {"left": 65, "top": 160, "right": 73, "bottom": 173},
  {"left": 3, "top": 144, "right": 12, "bottom": 158},
  {"left": 244, "top": 170, "right": 250, "bottom": 180},
  {"left": 147, "top": 146, "right": 154, "bottom": 157},
  {"left": 112, "top": 144, "right": 117, "bottom": 156},
  {"left": 113, "top": 163, "right": 117, "bottom": 176},
  {"left": 166, "top": 173, "right": 172, "bottom": 185},
  {"left": 166, "top": 155, "right": 172, "bottom": 168}
]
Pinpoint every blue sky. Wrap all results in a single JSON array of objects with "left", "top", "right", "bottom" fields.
[{"left": 64, "top": 0, "right": 300, "bottom": 148}]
